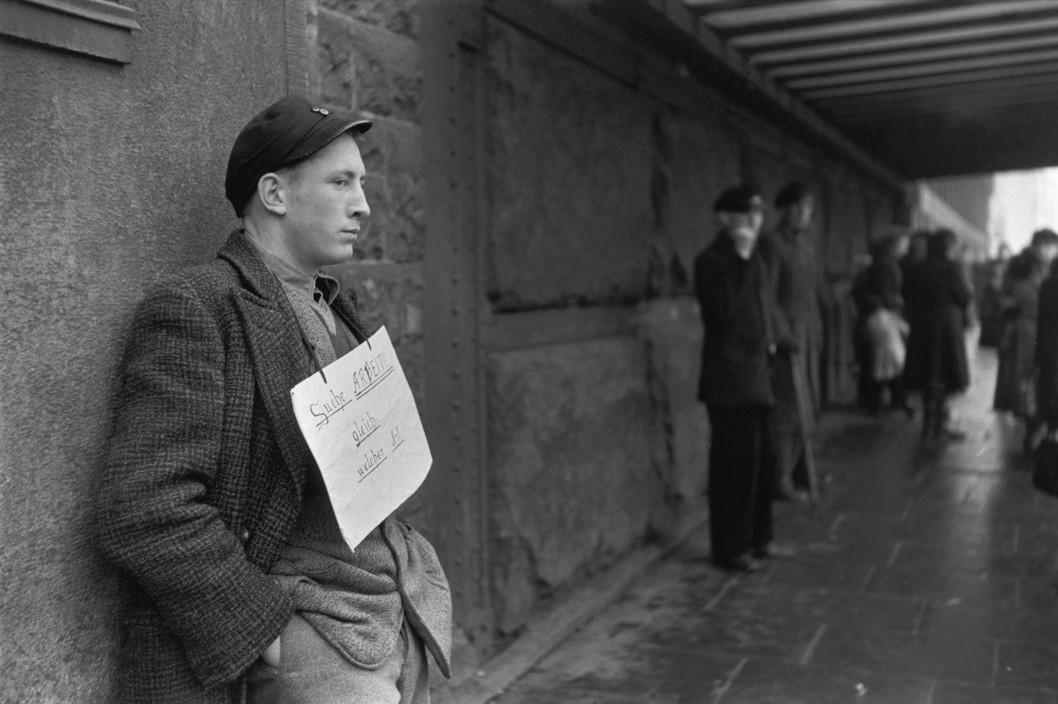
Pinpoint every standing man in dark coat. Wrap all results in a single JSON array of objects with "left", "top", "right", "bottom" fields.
[
  {"left": 695, "top": 184, "right": 788, "bottom": 573},
  {"left": 96, "top": 96, "right": 451, "bottom": 703},
  {"left": 758, "top": 182, "right": 824, "bottom": 501}
]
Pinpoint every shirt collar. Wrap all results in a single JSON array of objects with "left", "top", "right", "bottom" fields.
[{"left": 244, "top": 231, "right": 341, "bottom": 304}]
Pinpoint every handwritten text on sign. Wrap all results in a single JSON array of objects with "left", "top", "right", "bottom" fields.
[{"left": 291, "top": 326, "right": 431, "bottom": 550}]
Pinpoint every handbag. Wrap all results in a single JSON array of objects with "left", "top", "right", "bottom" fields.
[{"left": 1032, "top": 437, "right": 1058, "bottom": 498}]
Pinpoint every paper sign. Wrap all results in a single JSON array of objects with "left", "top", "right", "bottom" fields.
[{"left": 290, "top": 326, "right": 431, "bottom": 550}]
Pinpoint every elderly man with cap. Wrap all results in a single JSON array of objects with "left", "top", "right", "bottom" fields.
[
  {"left": 96, "top": 95, "right": 451, "bottom": 703},
  {"left": 694, "top": 183, "right": 789, "bottom": 573}
]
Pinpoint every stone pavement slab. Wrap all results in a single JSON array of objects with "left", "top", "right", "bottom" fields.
[{"left": 489, "top": 346, "right": 1058, "bottom": 703}]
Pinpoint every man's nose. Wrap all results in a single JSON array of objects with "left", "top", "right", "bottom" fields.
[{"left": 351, "top": 190, "right": 370, "bottom": 219}]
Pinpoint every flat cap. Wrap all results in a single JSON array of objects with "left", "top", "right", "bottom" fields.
[
  {"left": 713, "top": 183, "right": 762, "bottom": 214},
  {"left": 225, "top": 95, "right": 372, "bottom": 216}
]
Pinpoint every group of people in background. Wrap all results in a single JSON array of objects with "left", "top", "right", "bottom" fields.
[
  {"left": 853, "top": 227, "right": 973, "bottom": 440},
  {"left": 692, "top": 177, "right": 1058, "bottom": 575},
  {"left": 853, "top": 221, "right": 1058, "bottom": 455},
  {"left": 694, "top": 181, "right": 822, "bottom": 574},
  {"left": 980, "top": 228, "right": 1058, "bottom": 453}
]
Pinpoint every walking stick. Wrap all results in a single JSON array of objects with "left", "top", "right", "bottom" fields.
[{"left": 789, "top": 350, "right": 821, "bottom": 505}]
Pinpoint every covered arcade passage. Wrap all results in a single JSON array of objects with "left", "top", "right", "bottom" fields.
[{"left": 431, "top": 1, "right": 1058, "bottom": 702}]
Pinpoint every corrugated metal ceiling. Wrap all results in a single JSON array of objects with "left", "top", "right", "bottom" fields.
[{"left": 596, "top": 0, "right": 1058, "bottom": 179}]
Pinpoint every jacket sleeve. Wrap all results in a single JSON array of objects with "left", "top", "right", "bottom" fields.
[
  {"left": 758, "top": 237, "right": 796, "bottom": 350},
  {"left": 695, "top": 250, "right": 732, "bottom": 329},
  {"left": 97, "top": 279, "right": 292, "bottom": 689},
  {"left": 950, "top": 261, "right": 974, "bottom": 309}
]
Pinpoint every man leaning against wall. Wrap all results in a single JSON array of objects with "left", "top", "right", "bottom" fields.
[
  {"left": 758, "top": 182, "right": 825, "bottom": 503},
  {"left": 96, "top": 96, "right": 451, "bottom": 704}
]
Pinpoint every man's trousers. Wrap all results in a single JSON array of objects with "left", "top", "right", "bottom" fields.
[
  {"left": 246, "top": 617, "right": 429, "bottom": 704},
  {"left": 705, "top": 403, "right": 775, "bottom": 561}
]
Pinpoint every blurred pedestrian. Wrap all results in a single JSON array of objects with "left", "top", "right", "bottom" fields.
[
  {"left": 1036, "top": 257, "right": 1058, "bottom": 435},
  {"left": 759, "top": 182, "right": 824, "bottom": 502},
  {"left": 994, "top": 228, "right": 1058, "bottom": 452},
  {"left": 903, "top": 229, "right": 973, "bottom": 440},
  {"left": 851, "top": 229, "right": 913, "bottom": 416},
  {"left": 900, "top": 230, "right": 929, "bottom": 281},
  {"left": 976, "top": 258, "right": 1006, "bottom": 349},
  {"left": 695, "top": 183, "right": 789, "bottom": 573}
]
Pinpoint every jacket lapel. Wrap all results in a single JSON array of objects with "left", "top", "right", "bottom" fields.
[
  {"left": 331, "top": 294, "right": 369, "bottom": 344},
  {"left": 220, "top": 232, "right": 317, "bottom": 493}
]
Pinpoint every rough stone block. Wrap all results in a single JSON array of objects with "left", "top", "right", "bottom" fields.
[
  {"left": 357, "top": 117, "right": 426, "bottom": 264},
  {"left": 328, "top": 263, "right": 425, "bottom": 402},
  {"left": 486, "top": 338, "right": 662, "bottom": 633},
  {"left": 657, "top": 110, "right": 742, "bottom": 283},
  {"left": 485, "top": 21, "right": 655, "bottom": 310},
  {"left": 635, "top": 298, "right": 709, "bottom": 505},
  {"left": 314, "top": 9, "right": 422, "bottom": 121},
  {"left": 319, "top": 0, "right": 421, "bottom": 39}
]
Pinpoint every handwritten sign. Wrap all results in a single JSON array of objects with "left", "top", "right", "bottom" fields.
[{"left": 290, "top": 326, "right": 431, "bottom": 550}]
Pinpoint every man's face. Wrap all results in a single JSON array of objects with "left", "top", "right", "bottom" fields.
[
  {"left": 1035, "top": 242, "right": 1058, "bottom": 265},
  {"left": 788, "top": 195, "right": 814, "bottom": 232},
  {"left": 719, "top": 199, "right": 764, "bottom": 240},
  {"left": 895, "top": 235, "right": 910, "bottom": 258},
  {"left": 279, "top": 133, "right": 370, "bottom": 271}
]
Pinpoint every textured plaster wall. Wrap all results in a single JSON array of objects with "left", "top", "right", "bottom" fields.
[{"left": 0, "top": 2, "right": 289, "bottom": 701}]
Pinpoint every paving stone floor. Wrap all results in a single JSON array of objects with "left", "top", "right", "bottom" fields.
[{"left": 491, "top": 344, "right": 1058, "bottom": 703}]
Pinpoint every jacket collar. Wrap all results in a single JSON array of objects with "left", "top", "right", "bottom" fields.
[{"left": 217, "top": 229, "right": 288, "bottom": 303}]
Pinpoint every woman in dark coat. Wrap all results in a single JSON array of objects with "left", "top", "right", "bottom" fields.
[{"left": 903, "top": 229, "right": 973, "bottom": 439}]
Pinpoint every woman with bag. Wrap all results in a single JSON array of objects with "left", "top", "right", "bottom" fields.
[{"left": 851, "top": 230, "right": 913, "bottom": 416}]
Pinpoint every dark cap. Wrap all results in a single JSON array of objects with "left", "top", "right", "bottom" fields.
[
  {"left": 225, "top": 95, "right": 372, "bottom": 215},
  {"left": 775, "top": 181, "right": 811, "bottom": 210},
  {"left": 713, "top": 183, "right": 763, "bottom": 214}
]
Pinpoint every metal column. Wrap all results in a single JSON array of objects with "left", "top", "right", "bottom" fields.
[{"left": 420, "top": 0, "right": 491, "bottom": 641}]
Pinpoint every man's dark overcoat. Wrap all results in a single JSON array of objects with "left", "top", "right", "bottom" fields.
[
  {"left": 694, "top": 232, "right": 778, "bottom": 407},
  {"left": 97, "top": 232, "right": 449, "bottom": 703}
]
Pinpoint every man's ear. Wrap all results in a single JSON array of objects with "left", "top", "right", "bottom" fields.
[{"left": 256, "top": 173, "right": 287, "bottom": 215}]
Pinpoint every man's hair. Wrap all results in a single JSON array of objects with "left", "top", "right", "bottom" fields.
[
  {"left": 775, "top": 182, "right": 811, "bottom": 210},
  {"left": 927, "top": 228, "right": 958, "bottom": 259},
  {"left": 713, "top": 182, "right": 762, "bottom": 214},
  {"left": 1031, "top": 228, "right": 1058, "bottom": 248}
]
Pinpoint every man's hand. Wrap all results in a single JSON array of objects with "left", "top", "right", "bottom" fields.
[
  {"left": 262, "top": 636, "right": 281, "bottom": 667},
  {"left": 730, "top": 226, "right": 757, "bottom": 259}
]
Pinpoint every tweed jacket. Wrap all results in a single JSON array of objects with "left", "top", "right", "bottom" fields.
[{"left": 97, "top": 231, "right": 450, "bottom": 703}]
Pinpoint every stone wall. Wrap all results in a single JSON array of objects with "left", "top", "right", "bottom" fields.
[
  {"left": 309, "top": 0, "right": 906, "bottom": 664},
  {"left": 486, "top": 339, "right": 660, "bottom": 632},
  {"left": 312, "top": 0, "right": 428, "bottom": 410},
  {"left": 0, "top": 1, "right": 290, "bottom": 700}
]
